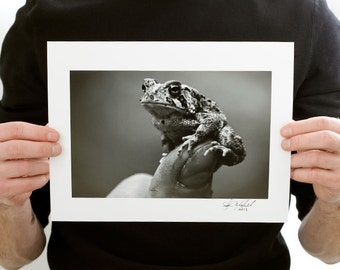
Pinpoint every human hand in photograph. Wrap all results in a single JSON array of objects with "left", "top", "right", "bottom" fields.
[
  {"left": 281, "top": 116, "right": 340, "bottom": 264},
  {"left": 108, "top": 140, "right": 222, "bottom": 198},
  {"left": 149, "top": 140, "right": 223, "bottom": 198},
  {"left": 0, "top": 122, "right": 61, "bottom": 206}
]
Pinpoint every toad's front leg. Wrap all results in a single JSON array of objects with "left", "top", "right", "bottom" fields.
[
  {"left": 204, "top": 125, "right": 246, "bottom": 166},
  {"left": 178, "top": 122, "right": 216, "bottom": 155},
  {"left": 178, "top": 112, "right": 226, "bottom": 155},
  {"left": 178, "top": 133, "right": 199, "bottom": 155}
]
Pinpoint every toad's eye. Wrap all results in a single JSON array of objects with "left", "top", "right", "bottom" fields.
[
  {"left": 142, "top": 84, "right": 146, "bottom": 93},
  {"left": 168, "top": 85, "right": 181, "bottom": 98}
]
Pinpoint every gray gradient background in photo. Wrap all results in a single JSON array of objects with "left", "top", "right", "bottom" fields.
[{"left": 70, "top": 71, "right": 271, "bottom": 198}]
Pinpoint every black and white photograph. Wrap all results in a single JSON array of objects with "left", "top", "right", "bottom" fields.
[
  {"left": 48, "top": 42, "right": 293, "bottom": 222},
  {"left": 71, "top": 71, "right": 267, "bottom": 200}
]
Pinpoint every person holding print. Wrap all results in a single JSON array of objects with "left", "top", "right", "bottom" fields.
[{"left": 0, "top": 0, "right": 340, "bottom": 269}]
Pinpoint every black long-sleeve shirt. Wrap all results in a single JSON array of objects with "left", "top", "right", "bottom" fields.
[{"left": 1, "top": 0, "right": 340, "bottom": 269}]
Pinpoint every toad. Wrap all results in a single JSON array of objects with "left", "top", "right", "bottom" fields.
[{"left": 140, "top": 78, "right": 246, "bottom": 167}]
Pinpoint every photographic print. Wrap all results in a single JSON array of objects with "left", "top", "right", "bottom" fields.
[{"left": 48, "top": 42, "right": 293, "bottom": 222}]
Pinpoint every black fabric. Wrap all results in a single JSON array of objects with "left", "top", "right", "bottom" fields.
[
  {"left": 47, "top": 222, "right": 289, "bottom": 270},
  {"left": 290, "top": 181, "right": 317, "bottom": 221},
  {"left": 1, "top": 0, "right": 340, "bottom": 269}
]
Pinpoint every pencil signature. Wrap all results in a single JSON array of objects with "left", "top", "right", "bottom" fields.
[{"left": 223, "top": 199, "right": 256, "bottom": 212}]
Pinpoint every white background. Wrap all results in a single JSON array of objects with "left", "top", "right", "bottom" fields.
[{"left": 0, "top": 1, "right": 339, "bottom": 269}]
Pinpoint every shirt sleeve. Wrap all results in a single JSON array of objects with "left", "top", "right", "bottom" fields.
[
  {"left": 292, "top": 0, "right": 340, "bottom": 220},
  {"left": 294, "top": 0, "right": 340, "bottom": 120},
  {"left": 0, "top": 2, "right": 50, "bottom": 227},
  {"left": 0, "top": 1, "right": 48, "bottom": 126}
]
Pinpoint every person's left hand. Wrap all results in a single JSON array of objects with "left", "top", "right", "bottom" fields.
[{"left": 281, "top": 116, "right": 340, "bottom": 204}]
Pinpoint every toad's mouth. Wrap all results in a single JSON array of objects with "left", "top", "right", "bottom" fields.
[{"left": 141, "top": 101, "right": 190, "bottom": 118}]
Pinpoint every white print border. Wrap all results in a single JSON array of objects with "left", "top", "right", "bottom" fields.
[{"left": 48, "top": 42, "right": 293, "bottom": 222}]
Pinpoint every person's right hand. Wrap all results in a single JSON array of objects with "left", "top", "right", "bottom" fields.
[{"left": 0, "top": 122, "right": 61, "bottom": 206}]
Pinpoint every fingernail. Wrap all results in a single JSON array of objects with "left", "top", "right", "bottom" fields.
[
  {"left": 281, "top": 127, "right": 292, "bottom": 137},
  {"left": 282, "top": 139, "right": 290, "bottom": 150},
  {"left": 48, "top": 132, "right": 59, "bottom": 141},
  {"left": 44, "top": 174, "right": 50, "bottom": 182},
  {"left": 52, "top": 144, "right": 61, "bottom": 156}
]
